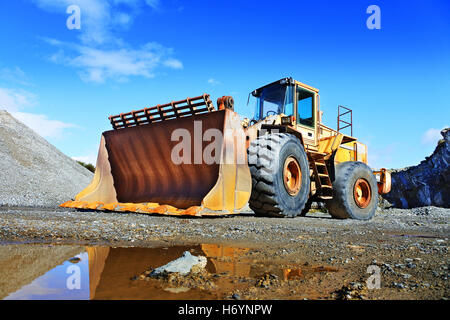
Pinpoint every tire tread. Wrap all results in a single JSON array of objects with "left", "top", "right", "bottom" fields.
[{"left": 248, "top": 133, "right": 309, "bottom": 217}]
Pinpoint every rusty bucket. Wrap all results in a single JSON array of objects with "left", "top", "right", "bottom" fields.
[{"left": 61, "top": 95, "right": 251, "bottom": 216}]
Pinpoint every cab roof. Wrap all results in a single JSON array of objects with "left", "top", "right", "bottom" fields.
[{"left": 252, "top": 77, "right": 319, "bottom": 96}]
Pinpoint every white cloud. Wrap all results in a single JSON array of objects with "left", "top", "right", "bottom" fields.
[
  {"left": 34, "top": 0, "right": 162, "bottom": 45},
  {"left": 34, "top": 0, "right": 111, "bottom": 44},
  {"left": 0, "top": 86, "right": 77, "bottom": 139},
  {"left": 421, "top": 127, "right": 446, "bottom": 146},
  {"left": 0, "top": 88, "right": 36, "bottom": 112},
  {"left": 0, "top": 66, "right": 31, "bottom": 86},
  {"left": 44, "top": 39, "right": 183, "bottom": 83},
  {"left": 113, "top": 12, "right": 132, "bottom": 27},
  {"left": 72, "top": 154, "right": 97, "bottom": 166},
  {"left": 11, "top": 112, "right": 77, "bottom": 139},
  {"left": 163, "top": 58, "right": 183, "bottom": 69},
  {"left": 145, "top": 0, "right": 160, "bottom": 10},
  {"left": 34, "top": 0, "right": 183, "bottom": 83},
  {"left": 35, "top": 0, "right": 115, "bottom": 44},
  {"left": 367, "top": 143, "right": 396, "bottom": 170},
  {"left": 208, "top": 78, "right": 220, "bottom": 85}
]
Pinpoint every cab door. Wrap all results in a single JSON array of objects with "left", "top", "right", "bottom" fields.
[{"left": 295, "top": 85, "right": 317, "bottom": 149}]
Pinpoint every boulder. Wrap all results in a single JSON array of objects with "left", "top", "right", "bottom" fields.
[{"left": 150, "top": 251, "right": 207, "bottom": 276}]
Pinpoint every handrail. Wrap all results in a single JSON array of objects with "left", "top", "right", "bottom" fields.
[{"left": 337, "top": 105, "right": 353, "bottom": 136}]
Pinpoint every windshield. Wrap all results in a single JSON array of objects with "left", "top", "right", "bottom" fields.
[{"left": 253, "top": 84, "right": 293, "bottom": 120}]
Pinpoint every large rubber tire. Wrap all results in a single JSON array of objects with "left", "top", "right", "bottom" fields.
[
  {"left": 326, "top": 161, "right": 378, "bottom": 220},
  {"left": 248, "top": 133, "right": 310, "bottom": 217}
]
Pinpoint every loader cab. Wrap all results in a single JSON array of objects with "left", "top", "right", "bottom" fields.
[
  {"left": 251, "top": 77, "right": 319, "bottom": 146},
  {"left": 251, "top": 78, "right": 294, "bottom": 120},
  {"left": 295, "top": 82, "right": 319, "bottom": 146}
]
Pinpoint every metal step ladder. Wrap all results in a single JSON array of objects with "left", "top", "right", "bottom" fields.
[{"left": 308, "top": 152, "right": 333, "bottom": 200}]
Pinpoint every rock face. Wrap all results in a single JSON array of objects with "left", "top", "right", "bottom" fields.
[
  {"left": 0, "top": 110, "right": 93, "bottom": 207},
  {"left": 382, "top": 128, "right": 449, "bottom": 208}
]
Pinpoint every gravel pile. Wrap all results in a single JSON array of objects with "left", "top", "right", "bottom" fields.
[{"left": 0, "top": 110, "right": 93, "bottom": 207}]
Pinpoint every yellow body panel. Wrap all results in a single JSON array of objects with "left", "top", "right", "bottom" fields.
[
  {"left": 318, "top": 133, "right": 344, "bottom": 154},
  {"left": 335, "top": 141, "right": 368, "bottom": 164}
]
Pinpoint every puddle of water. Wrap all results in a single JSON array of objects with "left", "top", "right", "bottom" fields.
[{"left": 0, "top": 243, "right": 339, "bottom": 300}]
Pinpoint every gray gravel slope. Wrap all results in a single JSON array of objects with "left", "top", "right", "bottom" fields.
[{"left": 0, "top": 110, "right": 93, "bottom": 207}]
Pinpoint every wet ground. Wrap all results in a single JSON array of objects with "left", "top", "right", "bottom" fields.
[
  {"left": 0, "top": 243, "right": 344, "bottom": 300},
  {"left": 0, "top": 205, "right": 448, "bottom": 300}
]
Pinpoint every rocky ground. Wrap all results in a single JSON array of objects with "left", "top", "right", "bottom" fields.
[{"left": 0, "top": 205, "right": 448, "bottom": 300}]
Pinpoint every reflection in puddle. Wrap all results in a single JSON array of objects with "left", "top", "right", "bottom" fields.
[
  {"left": 0, "top": 243, "right": 340, "bottom": 300},
  {"left": 4, "top": 252, "right": 89, "bottom": 300}
]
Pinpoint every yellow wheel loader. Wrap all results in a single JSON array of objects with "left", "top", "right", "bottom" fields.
[{"left": 61, "top": 77, "right": 391, "bottom": 220}]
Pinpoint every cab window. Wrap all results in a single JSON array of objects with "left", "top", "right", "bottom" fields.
[
  {"left": 296, "top": 87, "right": 315, "bottom": 127},
  {"left": 284, "top": 85, "right": 294, "bottom": 116}
]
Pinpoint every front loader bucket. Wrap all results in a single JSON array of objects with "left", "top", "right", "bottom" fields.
[{"left": 61, "top": 95, "right": 251, "bottom": 216}]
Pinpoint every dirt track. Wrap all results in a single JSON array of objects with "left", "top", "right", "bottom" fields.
[{"left": 0, "top": 205, "right": 448, "bottom": 300}]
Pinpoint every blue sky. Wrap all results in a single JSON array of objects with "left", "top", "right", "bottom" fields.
[{"left": 0, "top": 0, "right": 449, "bottom": 168}]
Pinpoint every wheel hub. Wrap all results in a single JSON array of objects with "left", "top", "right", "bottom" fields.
[
  {"left": 283, "top": 156, "right": 301, "bottom": 196},
  {"left": 353, "top": 178, "right": 371, "bottom": 208}
]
